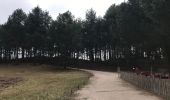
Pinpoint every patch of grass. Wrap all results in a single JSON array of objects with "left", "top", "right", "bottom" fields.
[{"left": 0, "top": 64, "right": 91, "bottom": 100}]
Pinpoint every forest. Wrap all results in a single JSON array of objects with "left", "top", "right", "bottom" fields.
[{"left": 0, "top": 0, "right": 170, "bottom": 72}]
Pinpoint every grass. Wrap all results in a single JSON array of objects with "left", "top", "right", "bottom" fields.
[{"left": 0, "top": 64, "right": 91, "bottom": 100}]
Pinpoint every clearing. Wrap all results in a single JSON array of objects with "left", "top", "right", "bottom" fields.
[
  {"left": 0, "top": 64, "right": 91, "bottom": 100},
  {"left": 75, "top": 70, "right": 163, "bottom": 100}
]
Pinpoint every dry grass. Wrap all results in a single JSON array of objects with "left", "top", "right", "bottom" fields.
[{"left": 0, "top": 64, "right": 91, "bottom": 100}]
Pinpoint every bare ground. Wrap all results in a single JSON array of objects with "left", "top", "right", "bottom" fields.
[
  {"left": 75, "top": 70, "right": 163, "bottom": 100},
  {"left": 0, "top": 77, "right": 22, "bottom": 91}
]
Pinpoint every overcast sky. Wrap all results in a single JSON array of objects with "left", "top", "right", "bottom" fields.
[{"left": 0, "top": 0, "right": 124, "bottom": 24}]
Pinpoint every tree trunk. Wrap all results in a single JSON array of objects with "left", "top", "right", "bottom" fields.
[
  {"left": 89, "top": 49, "right": 94, "bottom": 62},
  {"left": 22, "top": 47, "right": 25, "bottom": 59}
]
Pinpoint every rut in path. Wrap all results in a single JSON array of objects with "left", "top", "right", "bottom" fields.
[{"left": 75, "top": 70, "right": 163, "bottom": 100}]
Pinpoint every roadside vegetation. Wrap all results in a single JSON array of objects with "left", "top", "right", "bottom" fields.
[{"left": 0, "top": 64, "right": 91, "bottom": 100}]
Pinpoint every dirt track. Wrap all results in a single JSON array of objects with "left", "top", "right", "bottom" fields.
[{"left": 75, "top": 70, "right": 163, "bottom": 100}]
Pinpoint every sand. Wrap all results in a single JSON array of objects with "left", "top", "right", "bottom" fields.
[{"left": 75, "top": 70, "right": 163, "bottom": 100}]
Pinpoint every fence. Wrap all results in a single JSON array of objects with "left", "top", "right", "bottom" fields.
[{"left": 120, "top": 72, "right": 170, "bottom": 100}]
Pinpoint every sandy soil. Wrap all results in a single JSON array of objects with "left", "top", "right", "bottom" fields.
[{"left": 75, "top": 70, "right": 163, "bottom": 100}]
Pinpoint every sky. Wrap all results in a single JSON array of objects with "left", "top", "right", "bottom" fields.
[{"left": 0, "top": 0, "right": 124, "bottom": 24}]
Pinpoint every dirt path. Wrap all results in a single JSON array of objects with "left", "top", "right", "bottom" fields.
[{"left": 75, "top": 70, "right": 163, "bottom": 100}]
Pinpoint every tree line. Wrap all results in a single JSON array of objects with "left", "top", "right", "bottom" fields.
[{"left": 0, "top": 0, "right": 170, "bottom": 71}]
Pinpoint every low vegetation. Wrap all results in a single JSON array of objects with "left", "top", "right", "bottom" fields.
[{"left": 0, "top": 64, "right": 91, "bottom": 100}]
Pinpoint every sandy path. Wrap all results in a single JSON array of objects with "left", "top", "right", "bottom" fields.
[{"left": 75, "top": 70, "right": 163, "bottom": 100}]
